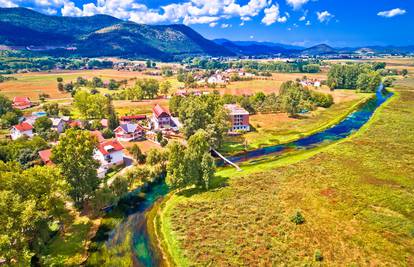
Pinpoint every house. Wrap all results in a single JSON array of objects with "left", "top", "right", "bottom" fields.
[
  {"left": 50, "top": 118, "right": 65, "bottom": 133},
  {"left": 114, "top": 123, "right": 145, "bottom": 142},
  {"left": 224, "top": 104, "right": 250, "bottom": 132},
  {"left": 151, "top": 104, "right": 176, "bottom": 130},
  {"left": 12, "top": 97, "right": 32, "bottom": 110},
  {"left": 39, "top": 149, "right": 53, "bottom": 165},
  {"left": 10, "top": 122, "right": 34, "bottom": 140},
  {"left": 207, "top": 74, "right": 227, "bottom": 84},
  {"left": 94, "top": 139, "right": 125, "bottom": 178}
]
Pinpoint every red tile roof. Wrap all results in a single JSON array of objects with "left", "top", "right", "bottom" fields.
[
  {"left": 13, "top": 97, "right": 31, "bottom": 103},
  {"left": 152, "top": 104, "right": 170, "bottom": 118},
  {"left": 97, "top": 139, "right": 124, "bottom": 155},
  {"left": 39, "top": 149, "right": 53, "bottom": 164},
  {"left": 120, "top": 115, "right": 147, "bottom": 121},
  {"left": 13, "top": 122, "right": 33, "bottom": 132}
]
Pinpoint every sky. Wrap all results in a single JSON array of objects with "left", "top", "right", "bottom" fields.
[{"left": 1, "top": 0, "right": 413, "bottom": 47}]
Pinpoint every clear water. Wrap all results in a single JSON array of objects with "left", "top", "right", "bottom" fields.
[
  {"left": 104, "top": 182, "right": 169, "bottom": 267},
  {"left": 104, "top": 86, "right": 391, "bottom": 266},
  {"left": 225, "top": 86, "right": 392, "bottom": 164}
]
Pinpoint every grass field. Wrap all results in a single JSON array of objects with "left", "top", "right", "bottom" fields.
[
  {"left": 158, "top": 78, "right": 414, "bottom": 266},
  {"left": 221, "top": 93, "right": 369, "bottom": 155},
  {"left": 0, "top": 69, "right": 181, "bottom": 100}
]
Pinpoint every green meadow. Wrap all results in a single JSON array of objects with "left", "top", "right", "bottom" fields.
[{"left": 157, "top": 78, "right": 414, "bottom": 266}]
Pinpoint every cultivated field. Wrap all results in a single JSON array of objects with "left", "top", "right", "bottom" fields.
[
  {"left": 159, "top": 78, "right": 414, "bottom": 266},
  {"left": 0, "top": 69, "right": 180, "bottom": 100}
]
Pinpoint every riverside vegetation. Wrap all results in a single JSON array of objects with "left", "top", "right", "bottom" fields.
[{"left": 158, "top": 78, "right": 414, "bottom": 265}]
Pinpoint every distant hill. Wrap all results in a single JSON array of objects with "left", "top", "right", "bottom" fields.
[
  {"left": 212, "top": 39, "right": 293, "bottom": 56},
  {"left": 0, "top": 7, "right": 234, "bottom": 60},
  {"left": 300, "top": 44, "right": 337, "bottom": 56},
  {"left": 213, "top": 39, "right": 303, "bottom": 51}
]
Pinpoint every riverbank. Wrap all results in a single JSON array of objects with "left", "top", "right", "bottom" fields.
[
  {"left": 220, "top": 94, "right": 371, "bottom": 157},
  {"left": 156, "top": 80, "right": 414, "bottom": 265}
]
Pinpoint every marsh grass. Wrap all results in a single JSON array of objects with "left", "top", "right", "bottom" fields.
[{"left": 159, "top": 78, "right": 414, "bottom": 266}]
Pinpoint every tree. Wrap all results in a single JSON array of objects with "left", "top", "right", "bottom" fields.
[
  {"left": 126, "top": 85, "right": 143, "bottom": 101},
  {"left": 0, "top": 111, "right": 19, "bottom": 128},
  {"left": 51, "top": 129, "right": 100, "bottom": 207},
  {"left": 201, "top": 152, "right": 214, "bottom": 190},
  {"left": 0, "top": 163, "right": 68, "bottom": 264},
  {"left": 107, "top": 101, "right": 119, "bottom": 130},
  {"left": 43, "top": 102, "right": 59, "bottom": 116},
  {"left": 383, "top": 77, "right": 396, "bottom": 87},
  {"left": 74, "top": 90, "right": 109, "bottom": 119},
  {"left": 33, "top": 116, "right": 52, "bottom": 133},
  {"left": 128, "top": 144, "right": 146, "bottom": 164},
  {"left": 166, "top": 130, "right": 215, "bottom": 190},
  {"left": 166, "top": 141, "right": 187, "bottom": 189},
  {"left": 160, "top": 80, "right": 172, "bottom": 95},
  {"left": 136, "top": 79, "right": 159, "bottom": 99},
  {"left": 401, "top": 69, "right": 408, "bottom": 76},
  {"left": 357, "top": 72, "right": 382, "bottom": 93},
  {"left": 91, "top": 77, "right": 104, "bottom": 88},
  {"left": 146, "top": 60, "right": 152, "bottom": 68},
  {"left": 372, "top": 62, "right": 386, "bottom": 71},
  {"left": 108, "top": 79, "right": 119, "bottom": 90},
  {"left": 279, "top": 81, "right": 311, "bottom": 117},
  {"left": 56, "top": 77, "right": 63, "bottom": 83},
  {"left": 57, "top": 82, "right": 64, "bottom": 92},
  {"left": 0, "top": 94, "right": 13, "bottom": 116}
]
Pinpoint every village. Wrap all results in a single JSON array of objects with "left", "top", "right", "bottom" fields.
[{"left": 7, "top": 92, "right": 252, "bottom": 178}]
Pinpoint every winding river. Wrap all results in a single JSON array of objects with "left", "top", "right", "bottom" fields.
[{"left": 98, "top": 85, "right": 392, "bottom": 266}]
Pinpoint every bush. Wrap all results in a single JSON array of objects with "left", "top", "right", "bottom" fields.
[
  {"left": 290, "top": 211, "right": 305, "bottom": 225},
  {"left": 314, "top": 250, "right": 323, "bottom": 261},
  {"left": 102, "top": 128, "right": 114, "bottom": 139},
  {"left": 160, "top": 138, "right": 168, "bottom": 147}
]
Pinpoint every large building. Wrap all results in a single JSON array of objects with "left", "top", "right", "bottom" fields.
[
  {"left": 152, "top": 104, "right": 175, "bottom": 130},
  {"left": 224, "top": 104, "right": 250, "bottom": 132}
]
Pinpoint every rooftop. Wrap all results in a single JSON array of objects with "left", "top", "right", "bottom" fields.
[
  {"left": 224, "top": 104, "right": 250, "bottom": 116},
  {"left": 97, "top": 139, "right": 124, "bottom": 155}
]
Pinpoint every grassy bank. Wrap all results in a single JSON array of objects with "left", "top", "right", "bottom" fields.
[
  {"left": 158, "top": 79, "right": 414, "bottom": 265},
  {"left": 221, "top": 94, "right": 370, "bottom": 156}
]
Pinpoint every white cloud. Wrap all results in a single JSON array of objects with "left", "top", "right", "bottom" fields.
[
  {"left": 305, "top": 20, "right": 310, "bottom": 26},
  {"left": 377, "top": 8, "right": 406, "bottom": 18},
  {"left": 299, "top": 15, "right": 305, "bottom": 21},
  {"left": 0, "top": 0, "right": 17, "bottom": 7},
  {"left": 317, "top": 10, "right": 334, "bottom": 23},
  {"left": 220, "top": 23, "right": 230, "bottom": 28},
  {"left": 0, "top": 0, "right": 276, "bottom": 26},
  {"left": 261, "top": 4, "right": 287, "bottom": 26},
  {"left": 61, "top": 2, "right": 82, "bottom": 16},
  {"left": 286, "top": 0, "right": 309, "bottom": 10},
  {"left": 209, "top": 22, "right": 218, "bottom": 27}
]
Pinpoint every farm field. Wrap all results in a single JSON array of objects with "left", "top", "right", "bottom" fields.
[
  {"left": 158, "top": 78, "right": 414, "bottom": 266},
  {"left": 222, "top": 72, "right": 327, "bottom": 95},
  {"left": 221, "top": 93, "right": 369, "bottom": 155},
  {"left": 0, "top": 69, "right": 181, "bottom": 100}
]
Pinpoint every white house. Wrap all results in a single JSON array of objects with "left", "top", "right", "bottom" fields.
[
  {"left": 114, "top": 123, "right": 145, "bottom": 142},
  {"left": 10, "top": 122, "right": 34, "bottom": 140},
  {"left": 51, "top": 118, "right": 65, "bottom": 133},
  {"left": 94, "top": 139, "right": 125, "bottom": 178}
]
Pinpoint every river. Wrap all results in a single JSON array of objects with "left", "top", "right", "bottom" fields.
[{"left": 94, "top": 85, "right": 391, "bottom": 266}]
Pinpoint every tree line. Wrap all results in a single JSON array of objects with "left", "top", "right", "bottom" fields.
[{"left": 327, "top": 63, "right": 383, "bottom": 92}]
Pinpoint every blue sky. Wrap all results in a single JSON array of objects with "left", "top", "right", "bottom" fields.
[{"left": 1, "top": 0, "right": 413, "bottom": 47}]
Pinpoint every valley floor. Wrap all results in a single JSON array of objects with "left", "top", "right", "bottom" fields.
[{"left": 158, "top": 78, "right": 414, "bottom": 266}]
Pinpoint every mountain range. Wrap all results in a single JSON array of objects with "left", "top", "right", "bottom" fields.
[{"left": 0, "top": 7, "right": 413, "bottom": 60}]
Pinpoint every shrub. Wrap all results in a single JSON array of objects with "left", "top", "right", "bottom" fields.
[
  {"left": 160, "top": 138, "right": 168, "bottom": 147},
  {"left": 314, "top": 250, "right": 323, "bottom": 262},
  {"left": 290, "top": 211, "right": 305, "bottom": 225}
]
